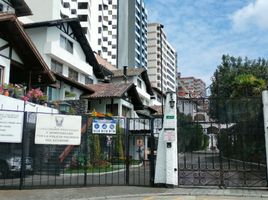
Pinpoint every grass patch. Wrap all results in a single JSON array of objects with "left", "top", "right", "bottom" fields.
[{"left": 65, "top": 165, "right": 125, "bottom": 173}]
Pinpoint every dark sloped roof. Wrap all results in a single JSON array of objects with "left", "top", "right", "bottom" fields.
[
  {"left": 150, "top": 105, "right": 164, "bottom": 116},
  {"left": 112, "top": 68, "right": 154, "bottom": 95},
  {"left": 23, "top": 18, "right": 112, "bottom": 79},
  {"left": 85, "top": 82, "right": 132, "bottom": 98},
  {"left": 0, "top": 13, "right": 55, "bottom": 84},
  {"left": 152, "top": 87, "right": 166, "bottom": 97},
  {"left": 84, "top": 82, "right": 144, "bottom": 110},
  {"left": 95, "top": 53, "right": 117, "bottom": 71}
]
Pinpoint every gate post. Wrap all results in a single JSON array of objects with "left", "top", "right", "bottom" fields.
[
  {"left": 125, "top": 118, "right": 130, "bottom": 185},
  {"left": 19, "top": 109, "right": 28, "bottom": 190},
  {"left": 149, "top": 118, "right": 155, "bottom": 186},
  {"left": 154, "top": 91, "right": 178, "bottom": 187},
  {"left": 83, "top": 115, "right": 89, "bottom": 186},
  {"left": 262, "top": 91, "right": 268, "bottom": 184}
]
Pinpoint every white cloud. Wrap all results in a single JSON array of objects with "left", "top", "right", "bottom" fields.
[{"left": 232, "top": 0, "right": 268, "bottom": 31}]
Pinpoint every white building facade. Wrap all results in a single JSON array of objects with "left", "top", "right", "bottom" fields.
[
  {"left": 24, "top": 19, "right": 96, "bottom": 101},
  {"left": 22, "top": 0, "right": 92, "bottom": 42},
  {"left": 147, "top": 23, "right": 177, "bottom": 93},
  {"left": 90, "top": 0, "right": 118, "bottom": 66}
]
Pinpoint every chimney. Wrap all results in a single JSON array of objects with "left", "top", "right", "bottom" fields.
[{"left": 123, "top": 66, "right": 128, "bottom": 83}]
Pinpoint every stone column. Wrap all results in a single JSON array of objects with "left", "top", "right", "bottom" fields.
[
  {"left": 262, "top": 91, "right": 268, "bottom": 179},
  {"left": 154, "top": 91, "right": 178, "bottom": 187}
]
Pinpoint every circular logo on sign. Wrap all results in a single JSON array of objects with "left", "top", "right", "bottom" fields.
[
  {"left": 94, "top": 124, "right": 100, "bottom": 129},
  {"left": 102, "top": 124, "right": 107, "bottom": 129},
  {"left": 110, "top": 124, "right": 114, "bottom": 129}
]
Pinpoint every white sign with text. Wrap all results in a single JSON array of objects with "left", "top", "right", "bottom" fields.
[
  {"left": 35, "top": 114, "right": 82, "bottom": 145},
  {"left": 0, "top": 110, "right": 24, "bottom": 143},
  {"left": 92, "top": 119, "right": 116, "bottom": 134}
]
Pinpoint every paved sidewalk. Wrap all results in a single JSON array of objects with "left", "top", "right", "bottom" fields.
[{"left": 0, "top": 186, "right": 268, "bottom": 200}]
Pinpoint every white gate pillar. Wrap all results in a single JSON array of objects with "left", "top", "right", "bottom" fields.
[
  {"left": 262, "top": 90, "right": 268, "bottom": 179},
  {"left": 154, "top": 91, "right": 178, "bottom": 187}
]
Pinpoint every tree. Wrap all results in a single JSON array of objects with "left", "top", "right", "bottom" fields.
[
  {"left": 177, "top": 113, "right": 209, "bottom": 152},
  {"left": 210, "top": 55, "right": 268, "bottom": 99},
  {"left": 209, "top": 55, "right": 267, "bottom": 163},
  {"left": 210, "top": 55, "right": 268, "bottom": 122}
]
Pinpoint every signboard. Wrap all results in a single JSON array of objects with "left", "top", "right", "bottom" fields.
[
  {"left": 0, "top": 110, "right": 24, "bottom": 143},
  {"left": 164, "top": 129, "right": 176, "bottom": 142},
  {"left": 166, "top": 115, "right": 175, "bottom": 119},
  {"left": 165, "top": 115, "right": 176, "bottom": 128},
  {"left": 35, "top": 114, "right": 82, "bottom": 145},
  {"left": 92, "top": 119, "right": 116, "bottom": 134}
]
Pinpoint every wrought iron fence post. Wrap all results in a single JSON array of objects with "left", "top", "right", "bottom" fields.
[
  {"left": 19, "top": 110, "right": 27, "bottom": 190},
  {"left": 218, "top": 132, "right": 224, "bottom": 188},
  {"left": 84, "top": 115, "right": 89, "bottom": 186},
  {"left": 125, "top": 118, "right": 130, "bottom": 185},
  {"left": 149, "top": 118, "right": 155, "bottom": 187}
]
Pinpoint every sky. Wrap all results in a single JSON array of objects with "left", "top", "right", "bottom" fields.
[{"left": 145, "top": 0, "right": 268, "bottom": 86}]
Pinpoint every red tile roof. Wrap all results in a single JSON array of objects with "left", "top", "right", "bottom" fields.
[{"left": 85, "top": 82, "right": 133, "bottom": 98}]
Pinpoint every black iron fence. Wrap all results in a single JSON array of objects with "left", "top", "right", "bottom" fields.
[
  {"left": 0, "top": 112, "right": 158, "bottom": 189},
  {"left": 177, "top": 97, "right": 267, "bottom": 187}
]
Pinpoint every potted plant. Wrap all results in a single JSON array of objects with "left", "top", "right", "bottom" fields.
[
  {"left": 39, "top": 95, "right": 48, "bottom": 105},
  {"left": 65, "top": 91, "right": 76, "bottom": 100},
  {"left": 22, "top": 88, "right": 44, "bottom": 104}
]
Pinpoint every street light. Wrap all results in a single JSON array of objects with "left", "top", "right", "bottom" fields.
[
  {"left": 59, "top": 101, "right": 71, "bottom": 114},
  {"left": 169, "top": 93, "right": 175, "bottom": 108}
]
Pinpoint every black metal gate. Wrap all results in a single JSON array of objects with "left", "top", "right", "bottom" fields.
[
  {"left": 177, "top": 97, "right": 267, "bottom": 187},
  {"left": 0, "top": 113, "right": 157, "bottom": 189}
]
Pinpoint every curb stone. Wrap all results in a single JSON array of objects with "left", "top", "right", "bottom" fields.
[{"left": 70, "top": 191, "right": 267, "bottom": 200}]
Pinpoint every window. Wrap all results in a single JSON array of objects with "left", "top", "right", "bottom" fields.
[
  {"left": 63, "top": 2, "right": 69, "bottom": 8},
  {"left": 102, "top": 47, "right": 107, "bottom": 52},
  {"left": 98, "top": 39, "right": 101, "bottom": 45},
  {"left": 137, "top": 78, "right": 142, "bottom": 88},
  {"left": 112, "top": 15, "right": 117, "bottom": 19},
  {"left": 51, "top": 59, "right": 63, "bottom": 74},
  {"left": 98, "top": 16, "right": 102, "bottom": 22},
  {"left": 122, "top": 105, "right": 131, "bottom": 117},
  {"left": 106, "top": 104, "right": 118, "bottom": 116},
  {"left": 0, "top": 66, "right": 3, "bottom": 84},
  {"left": 98, "top": 27, "right": 101, "bottom": 33},
  {"left": 103, "top": 16, "right": 108, "bottom": 21},
  {"left": 82, "top": 27, "right": 88, "bottom": 34},
  {"left": 68, "top": 68, "right": 78, "bottom": 81},
  {"left": 71, "top": 9, "right": 77, "bottom": 14},
  {"left": 60, "top": 35, "right": 73, "bottom": 54},
  {"left": 0, "top": 4, "right": 3, "bottom": 12},
  {"left": 78, "top": 2, "right": 88, "bottom": 9},
  {"left": 78, "top": 15, "right": 88, "bottom": 21},
  {"left": 98, "top": 5, "right": 102, "bottom": 10},
  {"left": 85, "top": 76, "right": 93, "bottom": 84}
]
